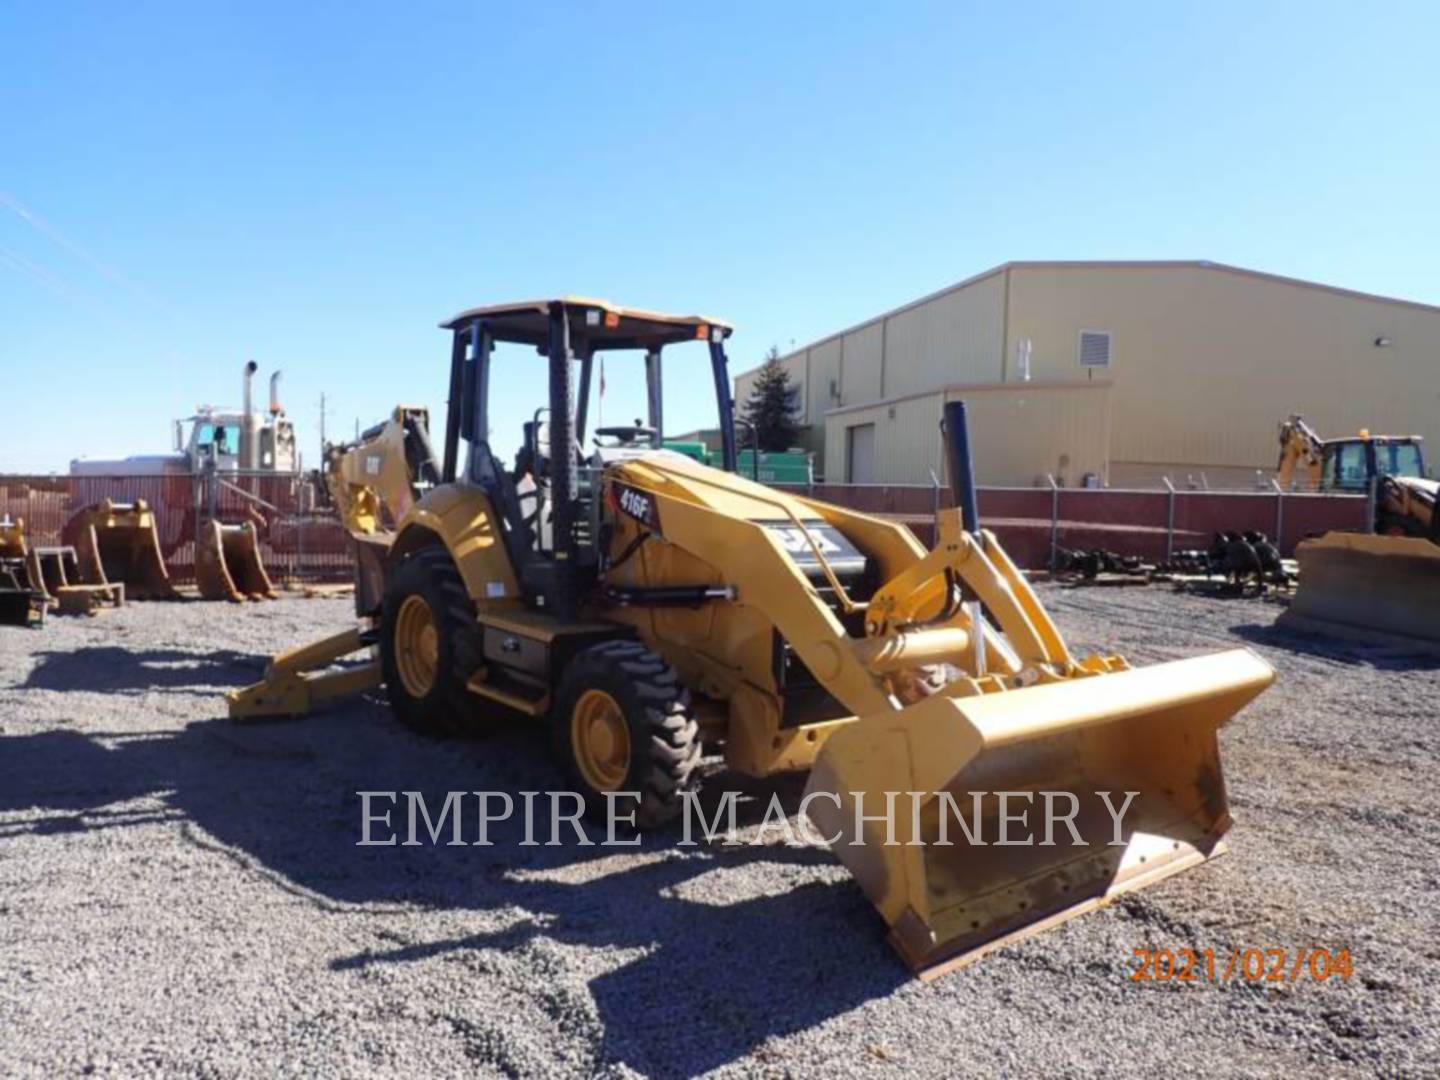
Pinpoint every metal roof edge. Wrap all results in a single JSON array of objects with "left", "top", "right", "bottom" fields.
[
  {"left": 735, "top": 260, "right": 1440, "bottom": 382},
  {"left": 822, "top": 378, "right": 1113, "bottom": 419}
]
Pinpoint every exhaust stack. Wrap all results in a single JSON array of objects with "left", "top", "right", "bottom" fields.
[
  {"left": 269, "top": 371, "right": 283, "bottom": 415},
  {"left": 241, "top": 360, "right": 260, "bottom": 469}
]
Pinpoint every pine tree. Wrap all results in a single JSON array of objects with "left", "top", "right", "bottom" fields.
[{"left": 741, "top": 347, "right": 801, "bottom": 452}]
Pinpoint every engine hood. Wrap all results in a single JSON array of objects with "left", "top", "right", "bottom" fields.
[
  {"left": 1392, "top": 475, "right": 1438, "bottom": 501},
  {"left": 606, "top": 452, "right": 868, "bottom": 577},
  {"left": 607, "top": 450, "right": 824, "bottom": 523}
]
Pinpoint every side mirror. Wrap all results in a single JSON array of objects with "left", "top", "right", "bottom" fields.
[{"left": 173, "top": 420, "right": 184, "bottom": 452}]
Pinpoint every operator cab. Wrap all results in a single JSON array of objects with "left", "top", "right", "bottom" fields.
[
  {"left": 439, "top": 297, "right": 738, "bottom": 617},
  {"left": 590, "top": 418, "right": 683, "bottom": 465},
  {"left": 1321, "top": 436, "right": 1428, "bottom": 492}
]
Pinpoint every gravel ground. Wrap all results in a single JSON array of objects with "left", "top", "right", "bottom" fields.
[{"left": 1, "top": 586, "right": 1437, "bottom": 1078}]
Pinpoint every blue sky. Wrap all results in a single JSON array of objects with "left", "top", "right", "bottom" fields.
[{"left": 2, "top": 2, "right": 1437, "bottom": 472}]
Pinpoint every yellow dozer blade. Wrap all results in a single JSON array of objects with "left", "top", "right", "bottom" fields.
[
  {"left": 805, "top": 649, "right": 1274, "bottom": 977},
  {"left": 197, "top": 520, "right": 277, "bottom": 602},
  {"left": 63, "top": 499, "right": 180, "bottom": 600},
  {"left": 1279, "top": 531, "right": 1440, "bottom": 651}
]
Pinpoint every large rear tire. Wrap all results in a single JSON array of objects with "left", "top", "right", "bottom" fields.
[
  {"left": 380, "top": 548, "right": 482, "bottom": 735},
  {"left": 550, "top": 640, "right": 702, "bottom": 829}
]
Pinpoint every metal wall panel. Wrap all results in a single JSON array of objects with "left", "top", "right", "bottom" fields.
[
  {"left": 824, "top": 383, "right": 1110, "bottom": 486},
  {"left": 748, "top": 261, "right": 1440, "bottom": 487},
  {"left": 840, "top": 320, "right": 884, "bottom": 404},
  {"left": 806, "top": 338, "right": 843, "bottom": 425},
  {"left": 939, "top": 383, "right": 1112, "bottom": 487},
  {"left": 824, "top": 395, "right": 944, "bottom": 484},
  {"left": 1006, "top": 264, "right": 1440, "bottom": 479},
  {"left": 882, "top": 272, "right": 1006, "bottom": 397}
]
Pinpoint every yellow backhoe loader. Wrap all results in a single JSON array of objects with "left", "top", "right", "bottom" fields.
[
  {"left": 1275, "top": 415, "right": 1440, "bottom": 648},
  {"left": 229, "top": 298, "right": 1274, "bottom": 975}
]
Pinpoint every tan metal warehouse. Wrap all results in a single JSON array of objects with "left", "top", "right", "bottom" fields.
[{"left": 734, "top": 261, "right": 1440, "bottom": 488}]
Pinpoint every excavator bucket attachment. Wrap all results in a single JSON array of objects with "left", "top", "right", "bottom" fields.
[
  {"left": 64, "top": 500, "right": 180, "bottom": 600},
  {"left": 227, "top": 626, "right": 381, "bottom": 718},
  {"left": 0, "top": 562, "right": 43, "bottom": 626},
  {"left": 1280, "top": 532, "right": 1440, "bottom": 651},
  {"left": 197, "top": 520, "right": 277, "bottom": 602},
  {"left": 805, "top": 648, "right": 1275, "bottom": 978},
  {"left": 0, "top": 518, "right": 45, "bottom": 626}
]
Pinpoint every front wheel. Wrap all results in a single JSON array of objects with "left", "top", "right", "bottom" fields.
[{"left": 550, "top": 640, "right": 702, "bottom": 829}]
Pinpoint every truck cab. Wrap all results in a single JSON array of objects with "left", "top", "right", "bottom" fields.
[{"left": 176, "top": 408, "right": 298, "bottom": 472}]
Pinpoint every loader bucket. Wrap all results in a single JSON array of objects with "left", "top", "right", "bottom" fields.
[
  {"left": 63, "top": 500, "right": 180, "bottom": 600},
  {"left": 1280, "top": 532, "right": 1440, "bottom": 650},
  {"left": 804, "top": 648, "right": 1275, "bottom": 978},
  {"left": 196, "top": 520, "right": 277, "bottom": 602}
]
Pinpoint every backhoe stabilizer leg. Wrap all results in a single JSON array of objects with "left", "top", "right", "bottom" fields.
[{"left": 227, "top": 626, "right": 381, "bottom": 719}]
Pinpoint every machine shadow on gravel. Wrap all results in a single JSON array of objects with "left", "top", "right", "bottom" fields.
[
  {"left": 0, "top": 695, "right": 905, "bottom": 1077},
  {"left": 1229, "top": 623, "right": 1440, "bottom": 671},
  {"left": 21, "top": 647, "right": 262, "bottom": 694}
]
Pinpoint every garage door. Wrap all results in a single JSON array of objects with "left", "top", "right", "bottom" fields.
[{"left": 846, "top": 423, "right": 876, "bottom": 484}]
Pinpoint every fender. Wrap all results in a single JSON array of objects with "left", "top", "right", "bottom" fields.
[{"left": 392, "top": 485, "right": 520, "bottom": 606}]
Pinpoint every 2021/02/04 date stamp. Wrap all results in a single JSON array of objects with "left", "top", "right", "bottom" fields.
[{"left": 1130, "top": 948, "right": 1354, "bottom": 983}]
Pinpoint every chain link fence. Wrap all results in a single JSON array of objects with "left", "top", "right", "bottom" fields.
[
  {"left": 0, "top": 471, "right": 351, "bottom": 586},
  {"left": 0, "top": 472, "right": 1374, "bottom": 581},
  {"left": 776, "top": 481, "right": 1371, "bottom": 568}
]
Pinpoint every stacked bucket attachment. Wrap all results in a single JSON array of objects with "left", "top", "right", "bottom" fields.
[
  {"left": 196, "top": 520, "right": 277, "bottom": 602},
  {"left": 1280, "top": 532, "right": 1440, "bottom": 652},
  {"left": 0, "top": 518, "right": 46, "bottom": 626},
  {"left": 803, "top": 402, "right": 1276, "bottom": 977},
  {"left": 28, "top": 545, "right": 125, "bottom": 615},
  {"left": 63, "top": 499, "right": 179, "bottom": 601}
]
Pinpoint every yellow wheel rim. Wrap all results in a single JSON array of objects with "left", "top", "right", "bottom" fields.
[
  {"left": 571, "top": 689, "right": 630, "bottom": 792},
  {"left": 394, "top": 594, "right": 439, "bottom": 698}
]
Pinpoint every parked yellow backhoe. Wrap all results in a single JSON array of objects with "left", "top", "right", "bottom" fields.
[
  {"left": 1276, "top": 415, "right": 1436, "bottom": 534},
  {"left": 1275, "top": 415, "right": 1440, "bottom": 648},
  {"left": 229, "top": 298, "right": 1274, "bottom": 975}
]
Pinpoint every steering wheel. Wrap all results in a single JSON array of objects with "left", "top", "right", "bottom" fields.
[{"left": 594, "top": 425, "right": 658, "bottom": 446}]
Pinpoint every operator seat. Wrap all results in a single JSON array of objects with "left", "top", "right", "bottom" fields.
[{"left": 469, "top": 439, "right": 535, "bottom": 568}]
